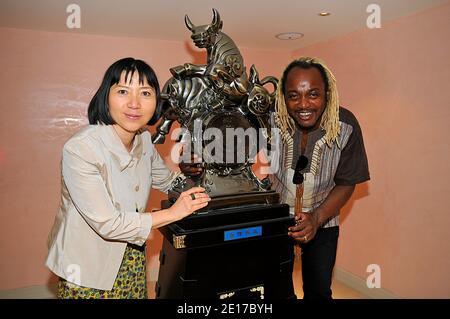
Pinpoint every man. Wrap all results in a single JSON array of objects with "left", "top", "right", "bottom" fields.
[{"left": 271, "top": 56, "right": 370, "bottom": 299}]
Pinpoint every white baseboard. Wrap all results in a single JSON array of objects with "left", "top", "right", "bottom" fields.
[
  {"left": 1, "top": 269, "right": 160, "bottom": 299},
  {"left": 334, "top": 267, "right": 399, "bottom": 299},
  {"left": 0, "top": 284, "right": 57, "bottom": 299}
]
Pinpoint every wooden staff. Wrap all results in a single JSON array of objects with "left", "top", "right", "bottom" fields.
[{"left": 294, "top": 184, "right": 303, "bottom": 225}]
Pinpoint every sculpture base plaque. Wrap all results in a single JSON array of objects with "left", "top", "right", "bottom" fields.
[{"left": 155, "top": 203, "right": 296, "bottom": 299}]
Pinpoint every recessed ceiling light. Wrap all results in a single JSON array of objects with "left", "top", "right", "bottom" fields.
[
  {"left": 275, "top": 32, "right": 304, "bottom": 40},
  {"left": 319, "top": 12, "right": 331, "bottom": 16}
]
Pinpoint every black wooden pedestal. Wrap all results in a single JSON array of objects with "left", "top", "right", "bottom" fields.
[{"left": 155, "top": 203, "right": 296, "bottom": 299}]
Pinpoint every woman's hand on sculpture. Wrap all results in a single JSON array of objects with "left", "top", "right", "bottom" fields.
[{"left": 168, "top": 187, "right": 210, "bottom": 220}]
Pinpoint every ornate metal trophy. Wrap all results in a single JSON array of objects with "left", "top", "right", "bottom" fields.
[
  {"left": 153, "top": 8, "right": 279, "bottom": 209},
  {"left": 155, "top": 9, "right": 295, "bottom": 299}
]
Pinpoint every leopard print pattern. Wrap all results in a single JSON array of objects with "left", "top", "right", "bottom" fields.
[{"left": 57, "top": 244, "right": 147, "bottom": 299}]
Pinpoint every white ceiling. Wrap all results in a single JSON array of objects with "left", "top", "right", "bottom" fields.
[{"left": 0, "top": 0, "right": 447, "bottom": 50}]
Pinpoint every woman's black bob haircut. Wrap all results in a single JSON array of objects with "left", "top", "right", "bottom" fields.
[{"left": 88, "top": 57, "right": 162, "bottom": 126}]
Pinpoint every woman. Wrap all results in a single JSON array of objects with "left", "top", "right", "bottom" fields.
[{"left": 46, "top": 57, "right": 210, "bottom": 299}]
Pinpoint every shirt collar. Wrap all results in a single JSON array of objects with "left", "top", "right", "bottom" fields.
[{"left": 97, "top": 125, "right": 144, "bottom": 171}]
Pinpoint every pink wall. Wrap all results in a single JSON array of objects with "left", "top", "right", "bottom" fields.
[
  {"left": 2, "top": 2, "right": 449, "bottom": 298},
  {"left": 294, "top": 2, "right": 450, "bottom": 298},
  {"left": 0, "top": 27, "right": 290, "bottom": 290}
]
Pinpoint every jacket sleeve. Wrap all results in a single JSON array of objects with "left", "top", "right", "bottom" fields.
[
  {"left": 148, "top": 142, "right": 183, "bottom": 193},
  {"left": 62, "top": 143, "right": 152, "bottom": 246}
]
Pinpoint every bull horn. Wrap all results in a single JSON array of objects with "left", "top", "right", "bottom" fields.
[
  {"left": 211, "top": 8, "right": 221, "bottom": 28},
  {"left": 184, "top": 14, "right": 195, "bottom": 31}
]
